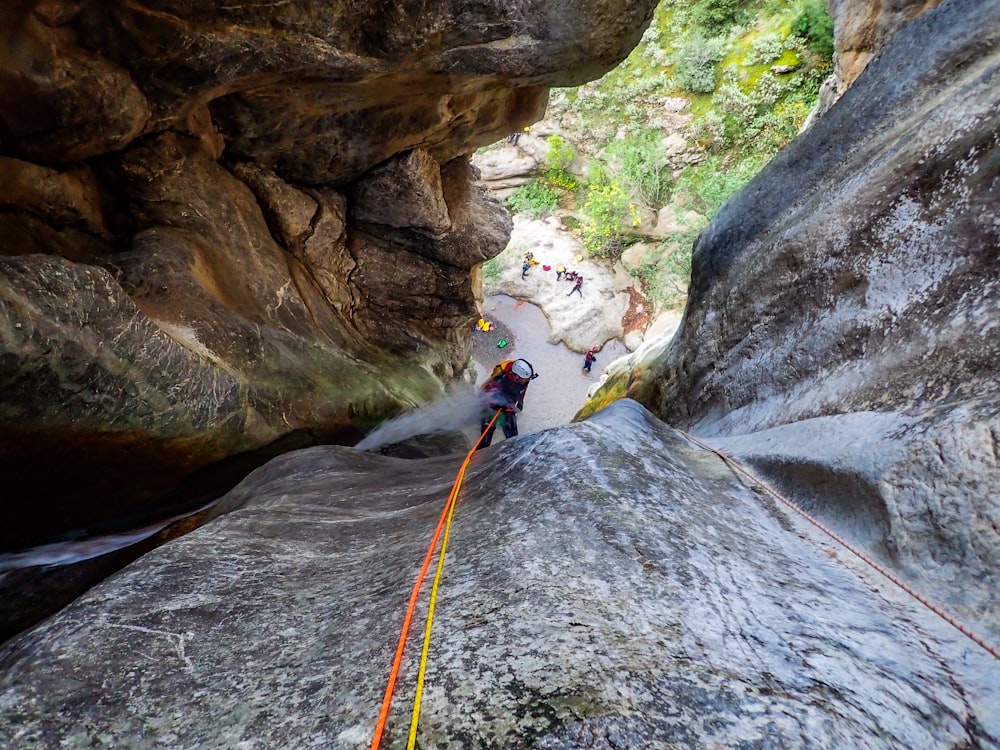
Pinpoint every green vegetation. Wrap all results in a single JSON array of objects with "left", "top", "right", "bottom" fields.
[
  {"left": 529, "top": 0, "right": 834, "bottom": 307},
  {"left": 505, "top": 180, "right": 560, "bottom": 216},
  {"left": 674, "top": 153, "right": 771, "bottom": 216},
  {"left": 675, "top": 35, "right": 726, "bottom": 93},
  {"left": 605, "top": 130, "right": 674, "bottom": 210},
  {"left": 482, "top": 255, "right": 502, "bottom": 282},
  {"left": 579, "top": 164, "right": 640, "bottom": 259},
  {"left": 692, "top": 0, "right": 750, "bottom": 36},
  {"left": 793, "top": 0, "right": 835, "bottom": 57},
  {"left": 504, "top": 135, "right": 581, "bottom": 216},
  {"left": 574, "top": 368, "right": 630, "bottom": 420}
]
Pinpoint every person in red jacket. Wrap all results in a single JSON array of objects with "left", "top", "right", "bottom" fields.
[{"left": 477, "top": 358, "right": 537, "bottom": 449}]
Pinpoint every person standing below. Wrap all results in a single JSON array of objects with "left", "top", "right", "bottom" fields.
[
  {"left": 583, "top": 347, "right": 597, "bottom": 373},
  {"left": 521, "top": 260, "right": 530, "bottom": 279},
  {"left": 477, "top": 358, "right": 537, "bottom": 449},
  {"left": 568, "top": 274, "right": 583, "bottom": 296}
]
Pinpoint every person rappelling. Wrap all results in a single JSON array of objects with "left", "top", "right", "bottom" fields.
[{"left": 477, "top": 358, "right": 537, "bottom": 449}]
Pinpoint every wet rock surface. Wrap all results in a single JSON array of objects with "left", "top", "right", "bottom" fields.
[
  {"left": 0, "top": 401, "right": 996, "bottom": 748},
  {"left": 623, "top": 0, "right": 1000, "bottom": 642},
  {"left": 0, "top": 0, "right": 658, "bottom": 547}
]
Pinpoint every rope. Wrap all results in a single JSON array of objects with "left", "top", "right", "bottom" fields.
[
  {"left": 680, "top": 431, "right": 1000, "bottom": 662},
  {"left": 370, "top": 409, "right": 501, "bottom": 750},
  {"left": 406, "top": 432, "right": 472, "bottom": 748}
]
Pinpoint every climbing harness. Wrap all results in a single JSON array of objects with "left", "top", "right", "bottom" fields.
[
  {"left": 370, "top": 409, "right": 501, "bottom": 750},
  {"left": 680, "top": 431, "right": 1000, "bottom": 662}
]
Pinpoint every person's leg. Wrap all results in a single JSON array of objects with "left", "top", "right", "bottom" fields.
[
  {"left": 502, "top": 411, "right": 518, "bottom": 438},
  {"left": 477, "top": 418, "right": 497, "bottom": 449}
]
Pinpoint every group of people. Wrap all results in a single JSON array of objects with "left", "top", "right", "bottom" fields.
[
  {"left": 480, "top": 245, "right": 597, "bottom": 449},
  {"left": 555, "top": 266, "right": 584, "bottom": 296},
  {"left": 517, "top": 251, "right": 587, "bottom": 296}
]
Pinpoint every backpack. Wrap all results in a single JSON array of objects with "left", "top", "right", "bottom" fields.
[{"left": 490, "top": 360, "right": 514, "bottom": 379}]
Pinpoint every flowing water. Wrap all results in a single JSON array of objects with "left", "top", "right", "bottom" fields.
[
  {"left": 355, "top": 294, "right": 628, "bottom": 452},
  {"left": 1, "top": 293, "right": 628, "bottom": 643},
  {"left": 354, "top": 386, "right": 487, "bottom": 452}
]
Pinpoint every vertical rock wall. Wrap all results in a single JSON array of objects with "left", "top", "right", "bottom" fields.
[
  {"left": 626, "top": 0, "right": 1000, "bottom": 631},
  {"left": 0, "top": 0, "right": 658, "bottom": 547}
]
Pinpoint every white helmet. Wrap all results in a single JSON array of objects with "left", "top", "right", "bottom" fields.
[{"left": 510, "top": 359, "right": 533, "bottom": 380}]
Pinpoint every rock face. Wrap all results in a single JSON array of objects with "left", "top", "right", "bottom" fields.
[
  {"left": 0, "top": 0, "right": 658, "bottom": 548},
  {"left": 626, "top": 0, "right": 1000, "bottom": 633},
  {"left": 0, "top": 401, "right": 996, "bottom": 748},
  {"left": 828, "top": 0, "right": 944, "bottom": 95}
]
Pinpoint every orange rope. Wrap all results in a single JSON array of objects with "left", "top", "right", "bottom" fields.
[
  {"left": 681, "top": 431, "right": 1000, "bottom": 662},
  {"left": 369, "top": 409, "right": 501, "bottom": 750}
]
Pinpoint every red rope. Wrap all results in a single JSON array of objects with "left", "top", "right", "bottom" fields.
[{"left": 680, "top": 431, "right": 1000, "bottom": 662}]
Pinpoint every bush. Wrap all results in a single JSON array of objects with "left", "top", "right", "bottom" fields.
[
  {"left": 630, "top": 226, "right": 700, "bottom": 306},
  {"left": 692, "top": 0, "right": 749, "bottom": 34},
  {"left": 743, "top": 101, "right": 809, "bottom": 152},
  {"left": 692, "top": 109, "right": 728, "bottom": 150},
  {"left": 540, "top": 135, "right": 580, "bottom": 193},
  {"left": 604, "top": 130, "right": 673, "bottom": 209},
  {"left": 580, "top": 175, "right": 640, "bottom": 260},
  {"left": 674, "top": 153, "right": 770, "bottom": 217},
  {"left": 545, "top": 134, "right": 575, "bottom": 171},
  {"left": 746, "top": 32, "right": 784, "bottom": 65},
  {"left": 506, "top": 180, "right": 560, "bottom": 216},
  {"left": 482, "top": 255, "right": 502, "bottom": 281},
  {"left": 674, "top": 35, "right": 726, "bottom": 94},
  {"left": 793, "top": 0, "right": 834, "bottom": 57}
]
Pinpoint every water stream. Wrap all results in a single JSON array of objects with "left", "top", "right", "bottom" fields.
[{"left": 1, "top": 293, "right": 627, "bottom": 643}]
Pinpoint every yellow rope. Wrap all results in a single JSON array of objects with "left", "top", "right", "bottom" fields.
[
  {"left": 370, "top": 410, "right": 498, "bottom": 750},
  {"left": 406, "top": 458, "right": 471, "bottom": 748}
]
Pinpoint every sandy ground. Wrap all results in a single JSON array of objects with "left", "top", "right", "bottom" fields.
[{"left": 472, "top": 294, "right": 626, "bottom": 438}]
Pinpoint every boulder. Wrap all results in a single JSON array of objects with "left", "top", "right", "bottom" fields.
[{"left": 0, "top": 0, "right": 660, "bottom": 547}]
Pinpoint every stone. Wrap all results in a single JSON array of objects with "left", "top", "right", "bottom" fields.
[
  {"left": 0, "top": 401, "right": 995, "bottom": 748},
  {"left": 0, "top": 0, "right": 661, "bottom": 548},
  {"left": 0, "top": 12, "right": 149, "bottom": 162},
  {"left": 622, "top": 0, "right": 1000, "bottom": 633}
]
